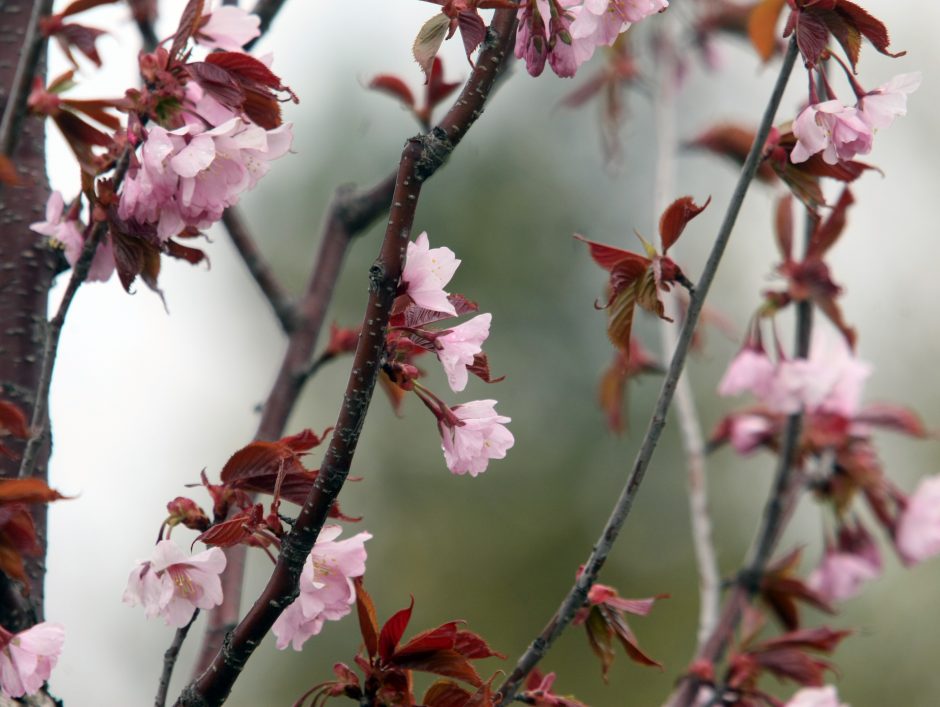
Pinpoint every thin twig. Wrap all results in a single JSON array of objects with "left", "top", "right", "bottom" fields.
[
  {"left": 179, "top": 14, "right": 519, "bottom": 704},
  {"left": 155, "top": 611, "right": 200, "bottom": 707},
  {"left": 495, "top": 38, "right": 800, "bottom": 705},
  {"left": 221, "top": 207, "right": 296, "bottom": 332},
  {"left": 665, "top": 159, "right": 820, "bottom": 707},
  {"left": 651, "top": 18, "right": 720, "bottom": 650},
  {"left": 0, "top": 0, "right": 55, "bottom": 161}
]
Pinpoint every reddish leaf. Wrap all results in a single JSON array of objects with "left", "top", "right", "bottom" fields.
[
  {"left": 196, "top": 504, "right": 264, "bottom": 547},
  {"left": 807, "top": 188, "right": 853, "bottom": 260},
  {"left": 686, "top": 123, "right": 778, "bottom": 183},
  {"left": 748, "top": 0, "right": 787, "bottom": 62},
  {"left": 186, "top": 61, "right": 246, "bottom": 107},
  {"left": 62, "top": 98, "right": 121, "bottom": 131},
  {"left": 282, "top": 428, "right": 329, "bottom": 453},
  {"left": 60, "top": 0, "right": 120, "bottom": 17},
  {"left": 392, "top": 648, "right": 483, "bottom": 688},
  {"left": 354, "top": 578, "right": 380, "bottom": 659},
  {"left": 790, "top": 10, "right": 829, "bottom": 67},
  {"left": 170, "top": 0, "right": 207, "bottom": 59},
  {"left": 110, "top": 228, "right": 163, "bottom": 295},
  {"left": 219, "top": 440, "right": 306, "bottom": 486},
  {"left": 0, "top": 400, "right": 29, "bottom": 439},
  {"left": 775, "top": 194, "right": 794, "bottom": 261},
  {"left": 205, "top": 51, "right": 285, "bottom": 90},
  {"left": 164, "top": 238, "right": 209, "bottom": 267},
  {"left": 54, "top": 22, "right": 107, "bottom": 67},
  {"left": 368, "top": 75, "right": 416, "bottom": 109},
  {"left": 394, "top": 621, "right": 459, "bottom": 659},
  {"left": 855, "top": 403, "right": 928, "bottom": 438},
  {"left": 0, "top": 479, "right": 68, "bottom": 505},
  {"left": 659, "top": 196, "right": 711, "bottom": 253},
  {"left": 379, "top": 598, "right": 414, "bottom": 662},
  {"left": 413, "top": 13, "right": 451, "bottom": 82},
  {"left": 0, "top": 154, "right": 19, "bottom": 186},
  {"left": 424, "top": 680, "right": 474, "bottom": 707},
  {"left": 467, "top": 353, "right": 504, "bottom": 385},
  {"left": 755, "top": 626, "right": 852, "bottom": 654},
  {"left": 576, "top": 235, "right": 651, "bottom": 273},
  {"left": 426, "top": 57, "right": 462, "bottom": 109},
  {"left": 818, "top": 9, "right": 861, "bottom": 71},
  {"left": 454, "top": 630, "right": 506, "bottom": 660},
  {"left": 457, "top": 10, "right": 486, "bottom": 64},
  {"left": 397, "top": 294, "right": 479, "bottom": 329},
  {"left": 833, "top": 0, "right": 901, "bottom": 65}
]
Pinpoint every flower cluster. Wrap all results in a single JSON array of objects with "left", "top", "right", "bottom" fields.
[
  {"left": 272, "top": 526, "right": 371, "bottom": 650},
  {"left": 0, "top": 622, "right": 65, "bottom": 699},
  {"left": 30, "top": 191, "right": 114, "bottom": 282},
  {"left": 386, "top": 232, "right": 514, "bottom": 476},
  {"left": 515, "top": 0, "right": 667, "bottom": 78},
  {"left": 122, "top": 540, "right": 227, "bottom": 627}
]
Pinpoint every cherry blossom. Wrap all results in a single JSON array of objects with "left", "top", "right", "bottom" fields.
[
  {"left": 195, "top": 4, "right": 260, "bottom": 52},
  {"left": 30, "top": 191, "right": 115, "bottom": 282},
  {"left": 435, "top": 313, "right": 491, "bottom": 392},
  {"left": 858, "top": 72, "right": 922, "bottom": 130},
  {"left": 122, "top": 540, "right": 226, "bottom": 627},
  {"left": 569, "top": 0, "right": 668, "bottom": 67},
  {"left": 895, "top": 476, "right": 940, "bottom": 565},
  {"left": 401, "top": 232, "right": 460, "bottom": 316},
  {"left": 439, "top": 399, "right": 514, "bottom": 476},
  {"left": 272, "top": 526, "right": 371, "bottom": 651},
  {"left": 725, "top": 414, "right": 774, "bottom": 455},
  {"left": 717, "top": 347, "right": 775, "bottom": 400},
  {"left": 119, "top": 118, "right": 293, "bottom": 240},
  {"left": 791, "top": 100, "right": 873, "bottom": 165},
  {"left": 808, "top": 525, "right": 882, "bottom": 604},
  {"left": 784, "top": 685, "right": 848, "bottom": 707},
  {"left": 0, "top": 622, "right": 64, "bottom": 699}
]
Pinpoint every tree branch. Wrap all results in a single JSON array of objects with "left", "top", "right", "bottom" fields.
[
  {"left": 494, "top": 38, "right": 800, "bottom": 705},
  {"left": 180, "top": 13, "right": 518, "bottom": 704},
  {"left": 155, "top": 611, "right": 200, "bottom": 707},
  {"left": 221, "top": 207, "right": 296, "bottom": 332},
  {"left": 245, "top": 0, "right": 289, "bottom": 49}
]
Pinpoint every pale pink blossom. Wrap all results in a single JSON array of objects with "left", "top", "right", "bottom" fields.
[
  {"left": 436, "top": 314, "right": 492, "bottom": 392},
  {"left": 784, "top": 686, "right": 848, "bottom": 707},
  {"left": 569, "top": 0, "right": 668, "bottom": 67},
  {"left": 440, "top": 400, "right": 514, "bottom": 476},
  {"left": 727, "top": 414, "right": 773, "bottom": 454},
  {"left": 402, "top": 232, "right": 460, "bottom": 315},
  {"left": 273, "top": 526, "right": 371, "bottom": 651},
  {"left": 807, "top": 548, "right": 880, "bottom": 603},
  {"left": 717, "top": 348, "right": 775, "bottom": 400},
  {"left": 896, "top": 476, "right": 940, "bottom": 565},
  {"left": 858, "top": 72, "right": 921, "bottom": 130},
  {"left": 0, "top": 622, "right": 64, "bottom": 699},
  {"left": 30, "top": 191, "right": 115, "bottom": 282},
  {"left": 791, "top": 100, "right": 873, "bottom": 165},
  {"left": 195, "top": 4, "right": 260, "bottom": 52},
  {"left": 122, "top": 540, "right": 226, "bottom": 627},
  {"left": 119, "top": 119, "right": 293, "bottom": 240}
]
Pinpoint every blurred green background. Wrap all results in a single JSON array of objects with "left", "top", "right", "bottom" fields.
[{"left": 42, "top": 1, "right": 940, "bottom": 705}]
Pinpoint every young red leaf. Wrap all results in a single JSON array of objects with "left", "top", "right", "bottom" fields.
[
  {"left": 457, "top": 10, "right": 486, "bottom": 64},
  {"left": 354, "top": 578, "right": 380, "bottom": 659},
  {"left": 575, "top": 234, "right": 651, "bottom": 273},
  {"left": 453, "top": 630, "right": 506, "bottom": 660},
  {"left": 426, "top": 56, "right": 462, "bottom": 109},
  {"left": 831, "top": 0, "right": 902, "bottom": 67},
  {"left": 0, "top": 400, "right": 29, "bottom": 439},
  {"left": 807, "top": 188, "right": 853, "bottom": 260},
  {"left": 775, "top": 194, "right": 794, "bottom": 262},
  {"left": 170, "top": 0, "right": 207, "bottom": 59},
  {"left": 467, "top": 353, "right": 504, "bottom": 385},
  {"left": 379, "top": 597, "right": 414, "bottom": 663},
  {"left": 282, "top": 428, "right": 330, "bottom": 453},
  {"left": 59, "top": 0, "right": 121, "bottom": 17},
  {"left": 394, "top": 621, "right": 459, "bottom": 660},
  {"left": 748, "top": 0, "right": 787, "bottom": 62},
  {"left": 790, "top": 10, "right": 829, "bottom": 67},
  {"left": 423, "top": 680, "right": 474, "bottom": 707},
  {"left": 0, "top": 154, "right": 19, "bottom": 186},
  {"left": 413, "top": 13, "right": 451, "bottom": 82},
  {"left": 659, "top": 195, "right": 711, "bottom": 253},
  {"left": 165, "top": 239, "right": 209, "bottom": 267},
  {"left": 391, "top": 648, "right": 483, "bottom": 688},
  {"left": 855, "top": 403, "right": 929, "bottom": 438},
  {"left": 195, "top": 504, "right": 265, "bottom": 547},
  {"left": 0, "top": 479, "right": 68, "bottom": 505},
  {"left": 219, "top": 440, "right": 306, "bottom": 485},
  {"left": 368, "top": 75, "right": 417, "bottom": 109}
]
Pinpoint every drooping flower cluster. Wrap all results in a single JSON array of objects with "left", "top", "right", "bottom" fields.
[
  {"left": 272, "top": 526, "right": 371, "bottom": 650},
  {"left": 515, "top": 0, "right": 667, "bottom": 77},
  {"left": 118, "top": 119, "right": 292, "bottom": 241},
  {"left": 0, "top": 622, "right": 65, "bottom": 699},
  {"left": 123, "top": 540, "right": 227, "bottom": 627},
  {"left": 384, "top": 232, "right": 514, "bottom": 476}
]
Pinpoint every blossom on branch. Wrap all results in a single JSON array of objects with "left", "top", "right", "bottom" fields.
[
  {"left": 0, "top": 622, "right": 64, "bottom": 699},
  {"left": 858, "top": 72, "right": 922, "bottom": 130},
  {"left": 439, "top": 399, "right": 514, "bottom": 476},
  {"left": 807, "top": 523, "right": 882, "bottom": 603},
  {"left": 401, "top": 232, "right": 460, "bottom": 315},
  {"left": 790, "top": 101, "right": 873, "bottom": 166},
  {"left": 570, "top": 0, "right": 668, "bottom": 66},
  {"left": 122, "top": 540, "right": 226, "bottom": 627},
  {"left": 195, "top": 4, "right": 261, "bottom": 52},
  {"left": 30, "top": 191, "right": 115, "bottom": 282},
  {"left": 784, "top": 685, "right": 848, "bottom": 707},
  {"left": 896, "top": 476, "right": 940, "bottom": 565},
  {"left": 435, "top": 313, "right": 492, "bottom": 392},
  {"left": 272, "top": 526, "right": 371, "bottom": 651}
]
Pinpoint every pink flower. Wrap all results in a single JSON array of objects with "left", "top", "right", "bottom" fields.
[
  {"left": 119, "top": 119, "right": 293, "bottom": 240},
  {"left": 570, "top": 0, "right": 668, "bottom": 67},
  {"left": 791, "top": 100, "right": 874, "bottom": 165},
  {"left": 896, "top": 476, "right": 940, "bottom": 565},
  {"left": 808, "top": 551, "right": 880, "bottom": 603},
  {"left": 0, "top": 622, "right": 64, "bottom": 699},
  {"left": 402, "top": 232, "right": 460, "bottom": 315},
  {"left": 858, "top": 72, "right": 921, "bottom": 130},
  {"left": 196, "top": 4, "right": 260, "bottom": 52},
  {"left": 272, "top": 526, "right": 371, "bottom": 651},
  {"left": 717, "top": 348, "right": 775, "bottom": 400},
  {"left": 440, "top": 400, "right": 514, "bottom": 476},
  {"left": 122, "top": 540, "right": 226, "bottom": 627},
  {"left": 726, "top": 414, "right": 774, "bottom": 455},
  {"left": 784, "top": 686, "right": 848, "bottom": 707},
  {"left": 436, "top": 314, "right": 492, "bottom": 392},
  {"left": 30, "top": 192, "right": 114, "bottom": 282}
]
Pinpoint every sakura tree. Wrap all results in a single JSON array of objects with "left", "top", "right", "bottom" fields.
[{"left": 0, "top": 0, "right": 935, "bottom": 705}]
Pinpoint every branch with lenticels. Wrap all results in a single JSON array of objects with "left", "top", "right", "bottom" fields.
[{"left": 177, "top": 10, "right": 519, "bottom": 705}]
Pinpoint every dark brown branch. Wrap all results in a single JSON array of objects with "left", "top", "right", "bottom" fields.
[
  {"left": 156, "top": 611, "right": 200, "bottom": 707},
  {"left": 179, "top": 12, "right": 518, "bottom": 705},
  {"left": 245, "top": 0, "right": 288, "bottom": 49},
  {"left": 0, "top": 0, "right": 54, "bottom": 162},
  {"left": 495, "top": 38, "right": 801, "bottom": 705},
  {"left": 221, "top": 207, "right": 296, "bottom": 332}
]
